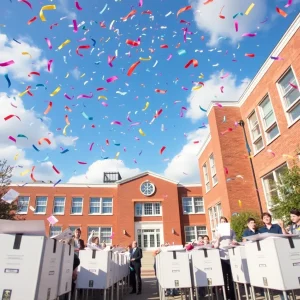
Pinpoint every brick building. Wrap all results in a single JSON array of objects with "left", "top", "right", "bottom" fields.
[
  {"left": 11, "top": 172, "right": 206, "bottom": 249},
  {"left": 198, "top": 14, "right": 300, "bottom": 237},
  {"left": 10, "top": 15, "right": 300, "bottom": 245}
]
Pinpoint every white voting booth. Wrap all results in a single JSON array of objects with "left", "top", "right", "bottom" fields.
[
  {"left": 0, "top": 220, "right": 64, "bottom": 300},
  {"left": 245, "top": 233, "right": 300, "bottom": 292},
  {"left": 229, "top": 246, "right": 250, "bottom": 284}
]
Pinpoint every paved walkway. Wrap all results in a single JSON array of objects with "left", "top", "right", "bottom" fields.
[{"left": 123, "top": 278, "right": 159, "bottom": 300}]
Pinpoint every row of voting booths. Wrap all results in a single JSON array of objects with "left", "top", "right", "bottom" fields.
[
  {"left": 0, "top": 220, "right": 130, "bottom": 300},
  {"left": 155, "top": 233, "right": 300, "bottom": 300}
]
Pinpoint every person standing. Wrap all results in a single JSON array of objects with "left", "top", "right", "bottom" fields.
[
  {"left": 73, "top": 228, "right": 85, "bottom": 256},
  {"left": 289, "top": 208, "right": 300, "bottom": 235},
  {"left": 214, "top": 217, "right": 237, "bottom": 300},
  {"left": 242, "top": 218, "right": 259, "bottom": 242},
  {"left": 258, "top": 213, "right": 284, "bottom": 234},
  {"left": 130, "top": 241, "right": 143, "bottom": 295}
]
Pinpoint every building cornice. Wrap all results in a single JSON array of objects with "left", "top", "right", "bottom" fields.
[
  {"left": 10, "top": 183, "right": 117, "bottom": 188},
  {"left": 196, "top": 133, "right": 212, "bottom": 159}
]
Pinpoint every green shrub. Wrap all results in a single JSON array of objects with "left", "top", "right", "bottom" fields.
[{"left": 231, "top": 211, "right": 263, "bottom": 241}]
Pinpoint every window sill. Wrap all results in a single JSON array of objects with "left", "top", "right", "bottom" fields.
[
  {"left": 266, "top": 133, "right": 280, "bottom": 146},
  {"left": 183, "top": 212, "right": 205, "bottom": 215},
  {"left": 287, "top": 116, "right": 299, "bottom": 128},
  {"left": 135, "top": 215, "right": 162, "bottom": 217},
  {"left": 205, "top": 188, "right": 211, "bottom": 193},
  {"left": 17, "top": 212, "right": 28, "bottom": 215},
  {"left": 88, "top": 214, "right": 113, "bottom": 216},
  {"left": 34, "top": 212, "right": 46, "bottom": 215},
  {"left": 53, "top": 213, "right": 65, "bottom": 216},
  {"left": 212, "top": 181, "right": 218, "bottom": 187},
  {"left": 253, "top": 146, "right": 265, "bottom": 157},
  {"left": 70, "top": 213, "right": 83, "bottom": 216}
]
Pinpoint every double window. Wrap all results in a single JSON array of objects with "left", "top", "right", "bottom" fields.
[
  {"left": 17, "top": 196, "right": 30, "bottom": 214},
  {"left": 135, "top": 202, "right": 161, "bottom": 216},
  {"left": 277, "top": 68, "right": 300, "bottom": 124},
  {"left": 208, "top": 203, "right": 223, "bottom": 238},
  {"left": 203, "top": 163, "right": 210, "bottom": 192},
  {"left": 182, "top": 197, "right": 204, "bottom": 214},
  {"left": 259, "top": 95, "right": 279, "bottom": 143},
  {"left": 89, "top": 198, "right": 113, "bottom": 215},
  {"left": 49, "top": 226, "right": 62, "bottom": 237},
  {"left": 184, "top": 226, "right": 207, "bottom": 243},
  {"left": 248, "top": 111, "right": 264, "bottom": 153},
  {"left": 53, "top": 197, "right": 65, "bottom": 215},
  {"left": 262, "top": 163, "right": 288, "bottom": 209},
  {"left": 35, "top": 196, "right": 47, "bottom": 214},
  {"left": 71, "top": 197, "right": 83, "bottom": 215},
  {"left": 209, "top": 154, "right": 218, "bottom": 186},
  {"left": 87, "top": 227, "right": 112, "bottom": 244}
]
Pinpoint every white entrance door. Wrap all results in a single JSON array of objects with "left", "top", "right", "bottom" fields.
[{"left": 137, "top": 228, "right": 161, "bottom": 250}]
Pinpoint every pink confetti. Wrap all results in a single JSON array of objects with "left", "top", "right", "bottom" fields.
[
  {"left": 242, "top": 33, "right": 257, "bottom": 37},
  {"left": 139, "top": 0, "right": 143, "bottom": 7},
  {"left": 289, "top": 82, "right": 299, "bottom": 90},
  {"left": 284, "top": 0, "right": 292, "bottom": 7},
  {"left": 111, "top": 121, "right": 122, "bottom": 125},
  {"left": 64, "top": 93, "right": 74, "bottom": 100},
  {"left": 127, "top": 114, "right": 132, "bottom": 122},
  {"left": 0, "top": 60, "right": 15, "bottom": 67},
  {"left": 47, "top": 59, "right": 53, "bottom": 72},
  {"left": 106, "top": 76, "right": 118, "bottom": 83},
  {"left": 234, "top": 21, "right": 238, "bottom": 32},
  {"left": 18, "top": 0, "right": 32, "bottom": 9},
  {"left": 130, "top": 122, "right": 140, "bottom": 126},
  {"left": 47, "top": 215, "right": 58, "bottom": 225},
  {"left": 77, "top": 93, "right": 93, "bottom": 99},
  {"left": 75, "top": 1, "right": 82, "bottom": 10},
  {"left": 45, "top": 38, "right": 52, "bottom": 49},
  {"left": 101, "top": 102, "right": 108, "bottom": 107},
  {"left": 73, "top": 20, "right": 78, "bottom": 33},
  {"left": 220, "top": 86, "right": 224, "bottom": 93},
  {"left": 267, "top": 149, "right": 275, "bottom": 157},
  {"left": 89, "top": 143, "right": 94, "bottom": 151},
  {"left": 221, "top": 73, "right": 230, "bottom": 79},
  {"left": 215, "top": 103, "right": 223, "bottom": 108},
  {"left": 78, "top": 161, "right": 87, "bottom": 164},
  {"left": 167, "top": 54, "right": 173, "bottom": 61},
  {"left": 9, "top": 136, "right": 16, "bottom": 143}
]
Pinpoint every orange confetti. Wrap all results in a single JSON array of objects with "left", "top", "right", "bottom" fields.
[
  {"left": 204, "top": 0, "right": 213, "bottom": 4},
  {"left": 185, "top": 59, "right": 198, "bottom": 68},
  {"left": 44, "top": 101, "right": 52, "bottom": 115},
  {"left": 122, "top": 9, "right": 137, "bottom": 21},
  {"left": 127, "top": 61, "right": 141, "bottom": 76},
  {"left": 177, "top": 5, "right": 192, "bottom": 17},
  {"left": 219, "top": 6, "right": 225, "bottom": 19},
  {"left": 276, "top": 7, "right": 287, "bottom": 17},
  {"left": 160, "top": 44, "right": 168, "bottom": 48},
  {"left": 28, "top": 16, "right": 37, "bottom": 25},
  {"left": 155, "top": 89, "right": 167, "bottom": 94},
  {"left": 38, "top": 137, "right": 51, "bottom": 145}
]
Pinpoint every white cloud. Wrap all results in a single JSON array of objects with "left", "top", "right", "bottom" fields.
[
  {"left": 68, "top": 159, "right": 141, "bottom": 184},
  {"left": 186, "top": 72, "right": 249, "bottom": 122},
  {"left": 57, "top": 0, "right": 77, "bottom": 20},
  {"left": 70, "top": 68, "right": 81, "bottom": 80},
  {"left": 190, "top": 0, "right": 267, "bottom": 46},
  {"left": 163, "top": 127, "right": 210, "bottom": 183},
  {"left": 0, "top": 34, "right": 48, "bottom": 81}
]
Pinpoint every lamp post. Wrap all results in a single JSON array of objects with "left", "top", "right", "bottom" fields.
[{"left": 238, "top": 120, "right": 263, "bottom": 215}]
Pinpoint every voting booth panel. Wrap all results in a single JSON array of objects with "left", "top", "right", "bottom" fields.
[
  {"left": 245, "top": 236, "right": 300, "bottom": 291},
  {"left": 191, "top": 249, "right": 224, "bottom": 287},
  {"left": 229, "top": 246, "right": 250, "bottom": 284},
  {"left": 0, "top": 234, "right": 62, "bottom": 300},
  {"left": 156, "top": 251, "right": 192, "bottom": 289},
  {"left": 77, "top": 250, "right": 113, "bottom": 289},
  {"left": 57, "top": 243, "right": 75, "bottom": 296}
]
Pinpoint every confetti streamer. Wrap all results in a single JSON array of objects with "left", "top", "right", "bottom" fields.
[
  {"left": 244, "top": 3, "right": 254, "bottom": 15},
  {"left": 235, "top": 21, "right": 238, "bottom": 32},
  {"left": 122, "top": 10, "right": 137, "bottom": 21},
  {"left": 4, "top": 114, "right": 21, "bottom": 121},
  {"left": 106, "top": 76, "right": 118, "bottom": 83},
  {"left": 44, "top": 101, "right": 52, "bottom": 115},
  {"left": 54, "top": 179, "right": 61, "bottom": 187},
  {"left": 17, "top": 134, "right": 28, "bottom": 139},
  {"left": 63, "top": 124, "right": 69, "bottom": 136},
  {"left": 32, "top": 145, "right": 40, "bottom": 152},
  {"left": 61, "top": 149, "right": 69, "bottom": 154},
  {"left": 155, "top": 89, "right": 167, "bottom": 94},
  {"left": 38, "top": 137, "right": 51, "bottom": 145},
  {"left": 245, "top": 53, "right": 255, "bottom": 58},
  {"left": 39, "top": 5, "right": 56, "bottom": 21},
  {"left": 126, "top": 38, "right": 141, "bottom": 47},
  {"left": 76, "top": 45, "right": 90, "bottom": 56},
  {"left": 45, "top": 38, "right": 52, "bottom": 49},
  {"left": 284, "top": 0, "right": 292, "bottom": 7},
  {"left": 127, "top": 61, "right": 141, "bottom": 76},
  {"left": 185, "top": 59, "right": 198, "bottom": 68},
  {"left": 89, "top": 143, "right": 94, "bottom": 151},
  {"left": 178, "top": 49, "right": 186, "bottom": 55},
  {"left": 19, "top": 0, "right": 32, "bottom": 9},
  {"left": 82, "top": 112, "right": 93, "bottom": 120},
  {"left": 142, "top": 102, "right": 149, "bottom": 111},
  {"left": 4, "top": 74, "right": 11, "bottom": 88},
  {"left": 242, "top": 33, "right": 257, "bottom": 37},
  {"left": 77, "top": 93, "right": 93, "bottom": 99},
  {"left": 21, "top": 170, "right": 30, "bottom": 176},
  {"left": 78, "top": 161, "right": 87, "bottom": 165},
  {"left": 199, "top": 106, "right": 207, "bottom": 112},
  {"left": 177, "top": 5, "right": 192, "bottom": 17},
  {"left": 111, "top": 121, "right": 122, "bottom": 125},
  {"left": 52, "top": 165, "right": 60, "bottom": 174},
  {"left": 100, "top": 4, "right": 108, "bottom": 14},
  {"left": 28, "top": 16, "right": 37, "bottom": 25},
  {"left": 276, "top": 7, "right": 287, "bottom": 17},
  {"left": 98, "top": 95, "right": 108, "bottom": 100},
  {"left": 30, "top": 166, "right": 37, "bottom": 182},
  {"left": 267, "top": 149, "right": 275, "bottom": 157},
  {"left": 47, "top": 59, "right": 53, "bottom": 72},
  {"left": 75, "top": 1, "right": 82, "bottom": 10},
  {"left": 73, "top": 20, "right": 78, "bottom": 33},
  {"left": 160, "top": 146, "right": 166, "bottom": 154},
  {"left": 139, "top": 0, "right": 143, "bottom": 7},
  {"left": 58, "top": 39, "right": 71, "bottom": 50},
  {"left": 160, "top": 44, "right": 168, "bottom": 49},
  {"left": 9, "top": 136, "right": 16, "bottom": 143},
  {"left": 139, "top": 128, "right": 146, "bottom": 136},
  {"left": 0, "top": 60, "right": 15, "bottom": 67},
  {"left": 50, "top": 86, "right": 61, "bottom": 96}
]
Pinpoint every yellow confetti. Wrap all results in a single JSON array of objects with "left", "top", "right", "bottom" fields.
[
  {"left": 238, "top": 200, "right": 242, "bottom": 208},
  {"left": 283, "top": 154, "right": 294, "bottom": 159},
  {"left": 58, "top": 39, "right": 71, "bottom": 50},
  {"left": 80, "top": 73, "right": 86, "bottom": 78},
  {"left": 139, "top": 56, "right": 152, "bottom": 61},
  {"left": 20, "top": 170, "right": 30, "bottom": 176},
  {"left": 139, "top": 128, "right": 146, "bottom": 136},
  {"left": 142, "top": 102, "right": 150, "bottom": 111},
  {"left": 244, "top": 3, "right": 255, "bottom": 15},
  {"left": 63, "top": 124, "right": 69, "bottom": 136},
  {"left": 115, "top": 152, "right": 120, "bottom": 159},
  {"left": 50, "top": 86, "right": 61, "bottom": 97},
  {"left": 192, "top": 86, "right": 203, "bottom": 91},
  {"left": 39, "top": 5, "right": 56, "bottom": 21},
  {"left": 65, "top": 72, "right": 69, "bottom": 78},
  {"left": 22, "top": 52, "right": 32, "bottom": 58},
  {"left": 98, "top": 95, "right": 108, "bottom": 100},
  {"left": 14, "top": 154, "right": 19, "bottom": 161},
  {"left": 199, "top": 73, "right": 204, "bottom": 78},
  {"left": 18, "top": 89, "right": 28, "bottom": 97}
]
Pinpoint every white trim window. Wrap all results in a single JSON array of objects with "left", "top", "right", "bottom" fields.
[
  {"left": 262, "top": 163, "right": 288, "bottom": 209},
  {"left": 208, "top": 203, "right": 223, "bottom": 238},
  {"left": 35, "top": 196, "right": 47, "bottom": 214},
  {"left": 71, "top": 197, "right": 83, "bottom": 215},
  {"left": 135, "top": 202, "right": 161, "bottom": 216},
  {"left": 184, "top": 226, "right": 207, "bottom": 243},
  {"left": 203, "top": 163, "right": 210, "bottom": 192},
  {"left": 182, "top": 197, "right": 204, "bottom": 214},
  {"left": 89, "top": 197, "right": 113, "bottom": 215},
  {"left": 87, "top": 227, "right": 112, "bottom": 244},
  {"left": 53, "top": 197, "right": 65, "bottom": 215},
  {"left": 17, "top": 196, "right": 29, "bottom": 214},
  {"left": 50, "top": 226, "right": 62, "bottom": 237},
  {"left": 277, "top": 68, "right": 300, "bottom": 124},
  {"left": 259, "top": 95, "right": 280, "bottom": 143},
  {"left": 248, "top": 110, "right": 264, "bottom": 153},
  {"left": 209, "top": 154, "right": 218, "bottom": 186}
]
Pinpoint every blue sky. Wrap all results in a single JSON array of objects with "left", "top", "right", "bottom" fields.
[{"left": 0, "top": 0, "right": 299, "bottom": 184}]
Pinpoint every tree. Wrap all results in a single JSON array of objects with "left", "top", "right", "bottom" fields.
[
  {"left": 271, "top": 164, "right": 300, "bottom": 223},
  {"left": 231, "top": 211, "right": 263, "bottom": 241},
  {"left": 0, "top": 159, "right": 18, "bottom": 220}
]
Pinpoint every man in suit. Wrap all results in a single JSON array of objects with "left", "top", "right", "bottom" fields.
[{"left": 130, "top": 241, "right": 143, "bottom": 295}]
